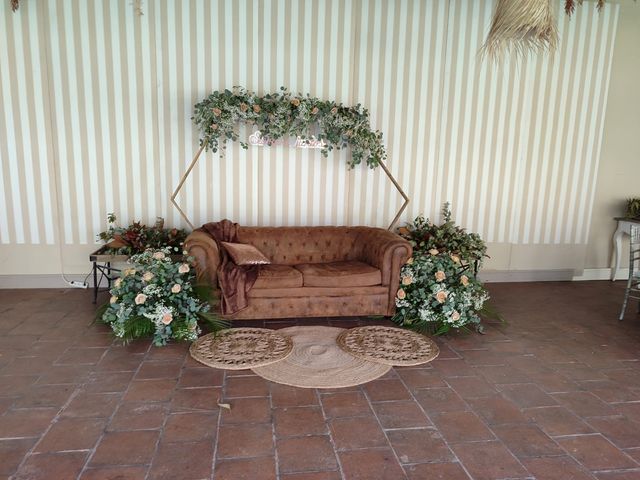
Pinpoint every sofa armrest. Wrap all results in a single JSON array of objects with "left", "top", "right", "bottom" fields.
[
  {"left": 357, "top": 228, "right": 412, "bottom": 286},
  {"left": 184, "top": 231, "right": 221, "bottom": 287},
  {"left": 356, "top": 228, "right": 412, "bottom": 316}
]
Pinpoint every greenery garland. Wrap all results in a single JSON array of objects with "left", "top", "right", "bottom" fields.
[{"left": 192, "top": 87, "right": 386, "bottom": 169}]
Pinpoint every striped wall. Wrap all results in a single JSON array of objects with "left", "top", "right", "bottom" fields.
[{"left": 0, "top": 1, "right": 619, "bottom": 270}]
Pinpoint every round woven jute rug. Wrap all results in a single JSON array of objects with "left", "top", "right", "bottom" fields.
[
  {"left": 189, "top": 328, "right": 293, "bottom": 370},
  {"left": 336, "top": 325, "right": 439, "bottom": 366},
  {"left": 252, "top": 326, "right": 391, "bottom": 389}
]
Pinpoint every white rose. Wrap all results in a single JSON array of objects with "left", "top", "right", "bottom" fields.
[
  {"left": 134, "top": 293, "right": 147, "bottom": 305},
  {"left": 142, "top": 272, "right": 154, "bottom": 282},
  {"left": 178, "top": 263, "right": 190, "bottom": 274},
  {"left": 171, "top": 284, "right": 181, "bottom": 294},
  {"left": 153, "top": 251, "right": 166, "bottom": 260},
  {"left": 110, "top": 295, "right": 118, "bottom": 304}
]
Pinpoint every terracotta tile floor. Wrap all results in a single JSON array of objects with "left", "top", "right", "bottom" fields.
[{"left": 1, "top": 281, "right": 640, "bottom": 479}]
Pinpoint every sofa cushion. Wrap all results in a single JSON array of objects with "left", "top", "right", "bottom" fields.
[
  {"left": 295, "top": 261, "right": 382, "bottom": 288},
  {"left": 253, "top": 265, "right": 303, "bottom": 289}
]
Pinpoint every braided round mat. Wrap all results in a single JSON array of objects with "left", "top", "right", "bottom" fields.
[
  {"left": 189, "top": 328, "right": 293, "bottom": 370},
  {"left": 336, "top": 326, "right": 439, "bottom": 366},
  {"left": 252, "top": 326, "right": 391, "bottom": 388}
]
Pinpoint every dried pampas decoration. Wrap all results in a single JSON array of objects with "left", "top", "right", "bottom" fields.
[
  {"left": 481, "top": 0, "right": 558, "bottom": 61},
  {"left": 10, "top": 0, "right": 19, "bottom": 11},
  {"left": 565, "top": 0, "right": 606, "bottom": 16}
]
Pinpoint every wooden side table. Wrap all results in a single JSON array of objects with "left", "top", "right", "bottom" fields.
[
  {"left": 611, "top": 217, "right": 640, "bottom": 281},
  {"left": 89, "top": 248, "right": 130, "bottom": 304}
]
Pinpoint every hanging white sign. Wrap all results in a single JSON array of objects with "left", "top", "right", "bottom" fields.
[{"left": 248, "top": 130, "right": 325, "bottom": 149}]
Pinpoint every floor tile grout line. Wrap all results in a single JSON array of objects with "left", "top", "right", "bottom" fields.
[
  {"left": 315, "top": 386, "right": 347, "bottom": 480},
  {"left": 361, "top": 384, "right": 411, "bottom": 480},
  {"left": 144, "top": 343, "right": 193, "bottom": 480},
  {"left": 8, "top": 339, "right": 115, "bottom": 478},
  {"left": 209, "top": 369, "right": 226, "bottom": 480},
  {"left": 394, "top": 366, "right": 475, "bottom": 480},
  {"left": 78, "top": 338, "right": 153, "bottom": 480},
  {"left": 268, "top": 381, "right": 281, "bottom": 480}
]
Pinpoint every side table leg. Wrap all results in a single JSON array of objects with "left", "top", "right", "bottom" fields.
[
  {"left": 92, "top": 261, "right": 98, "bottom": 304},
  {"left": 611, "top": 225, "right": 624, "bottom": 281}
]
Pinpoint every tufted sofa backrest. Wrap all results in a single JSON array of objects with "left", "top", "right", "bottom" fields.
[{"left": 237, "top": 226, "right": 369, "bottom": 265}]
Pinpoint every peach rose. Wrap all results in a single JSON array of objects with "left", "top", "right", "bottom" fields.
[
  {"left": 178, "top": 263, "right": 190, "bottom": 274},
  {"left": 253, "top": 104, "right": 261, "bottom": 113},
  {"left": 435, "top": 290, "right": 448, "bottom": 303},
  {"left": 398, "top": 227, "right": 410, "bottom": 236},
  {"left": 153, "top": 251, "right": 165, "bottom": 260},
  {"left": 460, "top": 275, "right": 469, "bottom": 286},
  {"left": 406, "top": 257, "right": 413, "bottom": 265},
  {"left": 110, "top": 295, "right": 118, "bottom": 304},
  {"left": 397, "top": 288, "right": 406, "bottom": 300},
  {"left": 134, "top": 293, "right": 147, "bottom": 305},
  {"left": 124, "top": 268, "right": 136, "bottom": 276},
  {"left": 171, "top": 284, "right": 181, "bottom": 294},
  {"left": 451, "top": 311, "right": 461, "bottom": 321},
  {"left": 211, "top": 123, "right": 218, "bottom": 131},
  {"left": 402, "top": 276, "right": 412, "bottom": 286},
  {"left": 435, "top": 271, "right": 446, "bottom": 282},
  {"left": 291, "top": 98, "right": 301, "bottom": 107},
  {"left": 212, "top": 107, "right": 222, "bottom": 116},
  {"left": 429, "top": 248, "right": 439, "bottom": 256},
  {"left": 450, "top": 254, "right": 461, "bottom": 264},
  {"left": 114, "top": 278, "right": 122, "bottom": 287},
  {"left": 161, "top": 312, "right": 173, "bottom": 325},
  {"left": 331, "top": 106, "right": 338, "bottom": 114},
  {"left": 311, "top": 106, "right": 319, "bottom": 115},
  {"left": 142, "top": 272, "right": 154, "bottom": 282}
]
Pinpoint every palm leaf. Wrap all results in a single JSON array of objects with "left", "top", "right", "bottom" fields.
[
  {"left": 119, "top": 316, "right": 155, "bottom": 344},
  {"left": 197, "top": 312, "right": 230, "bottom": 333},
  {"left": 94, "top": 302, "right": 109, "bottom": 325}
]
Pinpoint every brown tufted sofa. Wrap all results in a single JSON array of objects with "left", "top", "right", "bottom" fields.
[{"left": 185, "top": 226, "right": 412, "bottom": 319}]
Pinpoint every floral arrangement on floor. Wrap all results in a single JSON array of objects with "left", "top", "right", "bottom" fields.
[
  {"left": 393, "top": 203, "right": 492, "bottom": 335},
  {"left": 97, "top": 248, "right": 226, "bottom": 346},
  {"left": 192, "top": 86, "right": 386, "bottom": 169},
  {"left": 97, "top": 213, "right": 188, "bottom": 255}
]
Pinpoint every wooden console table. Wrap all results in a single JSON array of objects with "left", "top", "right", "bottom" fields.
[{"left": 611, "top": 217, "right": 640, "bottom": 281}]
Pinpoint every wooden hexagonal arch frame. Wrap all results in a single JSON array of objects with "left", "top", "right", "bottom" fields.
[{"left": 171, "top": 145, "right": 409, "bottom": 231}]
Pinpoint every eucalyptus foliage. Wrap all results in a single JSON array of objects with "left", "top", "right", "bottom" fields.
[
  {"left": 192, "top": 86, "right": 386, "bottom": 169},
  {"left": 100, "top": 248, "right": 227, "bottom": 346}
]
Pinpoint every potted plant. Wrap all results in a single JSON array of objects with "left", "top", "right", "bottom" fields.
[{"left": 626, "top": 198, "right": 640, "bottom": 219}]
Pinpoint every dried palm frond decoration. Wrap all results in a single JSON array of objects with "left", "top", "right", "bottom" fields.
[{"left": 481, "top": 0, "right": 558, "bottom": 61}]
